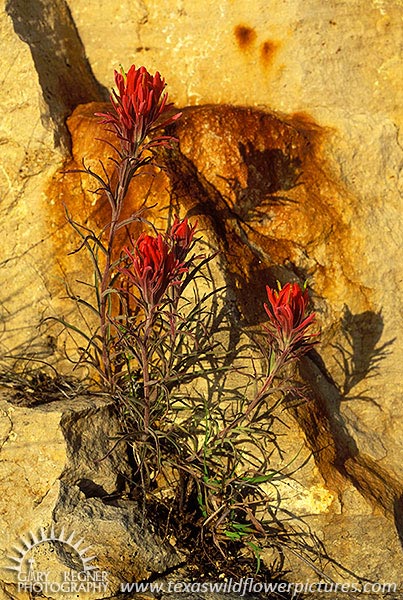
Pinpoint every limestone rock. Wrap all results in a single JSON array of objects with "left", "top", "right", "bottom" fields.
[
  {"left": 52, "top": 484, "right": 182, "bottom": 593},
  {"left": 1, "top": 0, "right": 402, "bottom": 591},
  {"left": 0, "top": 392, "right": 181, "bottom": 599},
  {"left": 1, "top": 0, "right": 106, "bottom": 368}
]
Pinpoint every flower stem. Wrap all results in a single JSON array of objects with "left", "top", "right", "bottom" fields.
[
  {"left": 141, "top": 309, "right": 155, "bottom": 431},
  {"left": 211, "top": 347, "right": 292, "bottom": 446},
  {"left": 99, "top": 157, "right": 133, "bottom": 390}
]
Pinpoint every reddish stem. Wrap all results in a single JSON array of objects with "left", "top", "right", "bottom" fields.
[
  {"left": 208, "top": 347, "right": 292, "bottom": 447},
  {"left": 99, "top": 158, "right": 133, "bottom": 390},
  {"left": 140, "top": 309, "right": 155, "bottom": 431}
]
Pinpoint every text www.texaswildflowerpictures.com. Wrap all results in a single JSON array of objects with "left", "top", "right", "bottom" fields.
[{"left": 120, "top": 578, "right": 398, "bottom": 597}]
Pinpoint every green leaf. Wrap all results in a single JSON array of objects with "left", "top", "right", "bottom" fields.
[
  {"left": 224, "top": 530, "right": 242, "bottom": 541},
  {"left": 47, "top": 316, "right": 101, "bottom": 351},
  {"left": 242, "top": 473, "right": 276, "bottom": 484},
  {"left": 247, "top": 541, "right": 262, "bottom": 573},
  {"left": 269, "top": 350, "right": 277, "bottom": 374},
  {"left": 71, "top": 296, "right": 101, "bottom": 317},
  {"left": 231, "top": 523, "right": 255, "bottom": 533}
]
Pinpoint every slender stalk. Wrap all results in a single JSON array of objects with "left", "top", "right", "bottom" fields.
[
  {"left": 140, "top": 310, "right": 155, "bottom": 431},
  {"left": 99, "top": 213, "right": 116, "bottom": 388},
  {"left": 98, "top": 157, "right": 135, "bottom": 390},
  {"left": 208, "top": 347, "right": 293, "bottom": 447}
]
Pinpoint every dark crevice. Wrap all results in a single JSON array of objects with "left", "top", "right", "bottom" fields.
[
  {"left": 6, "top": 0, "right": 108, "bottom": 151},
  {"left": 394, "top": 494, "right": 403, "bottom": 551},
  {"left": 296, "top": 330, "right": 402, "bottom": 521}
]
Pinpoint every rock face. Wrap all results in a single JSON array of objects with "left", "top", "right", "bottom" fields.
[
  {"left": 1, "top": 0, "right": 402, "bottom": 593},
  {"left": 0, "top": 393, "right": 181, "bottom": 599}
]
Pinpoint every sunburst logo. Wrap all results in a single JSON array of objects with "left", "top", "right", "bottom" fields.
[
  {"left": 5, "top": 526, "right": 108, "bottom": 595},
  {"left": 6, "top": 526, "right": 97, "bottom": 576}
]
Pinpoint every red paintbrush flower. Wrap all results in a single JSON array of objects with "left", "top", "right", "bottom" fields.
[
  {"left": 121, "top": 233, "right": 186, "bottom": 308},
  {"left": 169, "top": 215, "right": 198, "bottom": 262},
  {"left": 96, "top": 64, "right": 182, "bottom": 157},
  {"left": 264, "top": 282, "right": 318, "bottom": 354}
]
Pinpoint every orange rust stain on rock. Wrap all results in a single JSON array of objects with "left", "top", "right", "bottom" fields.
[
  {"left": 169, "top": 104, "right": 374, "bottom": 316},
  {"left": 234, "top": 24, "right": 256, "bottom": 49},
  {"left": 47, "top": 101, "right": 372, "bottom": 322},
  {"left": 260, "top": 39, "right": 279, "bottom": 68}
]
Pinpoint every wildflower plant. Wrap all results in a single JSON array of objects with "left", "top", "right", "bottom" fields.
[
  {"left": 63, "top": 65, "right": 181, "bottom": 388},
  {"left": 63, "top": 64, "right": 321, "bottom": 576}
]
